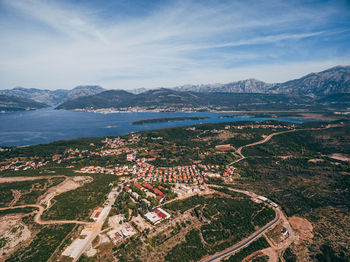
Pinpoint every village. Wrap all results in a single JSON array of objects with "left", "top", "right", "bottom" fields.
[
  {"left": 60, "top": 177, "right": 214, "bottom": 261},
  {"left": 0, "top": 123, "right": 294, "bottom": 174},
  {"left": 76, "top": 160, "right": 236, "bottom": 185}
]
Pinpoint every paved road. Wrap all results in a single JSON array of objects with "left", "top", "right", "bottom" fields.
[
  {"left": 204, "top": 125, "right": 341, "bottom": 261},
  {"left": 201, "top": 208, "right": 280, "bottom": 262}
]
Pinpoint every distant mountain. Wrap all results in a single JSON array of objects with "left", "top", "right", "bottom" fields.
[
  {"left": 56, "top": 88, "right": 315, "bottom": 111},
  {"left": 173, "top": 79, "right": 273, "bottom": 93},
  {"left": 0, "top": 94, "right": 48, "bottom": 112},
  {"left": 270, "top": 66, "right": 350, "bottom": 96},
  {"left": 56, "top": 90, "right": 135, "bottom": 109},
  {"left": 172, "top": 66, "right": 350, "bottom": 96},
  {"left": 128, "top": 88, "right": 148, "bottom": 94},
  {"left": 0, "top": 85, "right": 105, "bottom": 106},
  {"left": 2, "top": 65, "right": 349, "bottom": 111}
]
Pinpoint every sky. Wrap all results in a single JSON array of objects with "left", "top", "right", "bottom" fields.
[{"left": 0, "top": 0, "right": 350, "bottom": 90}]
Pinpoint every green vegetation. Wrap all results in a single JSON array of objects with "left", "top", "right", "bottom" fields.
[
  {"left": 0, "top": 207, "right": 36, "bottom": 216},
  {"left": 6, "top": 224, "right": 74, "bottom": 262},
  {"left": 0, "top": 177, "right": 64, "bottom": 207},
  {"left": 42, "top": 174, "right": 116, "bottom": 221},
  {"left": 165, "top": 229, "right": 207, "bottom": 262},
  {"left": 225, "top": 237, "right": 270, "bottom": 262},
  {"left": 252, "top": 255, "right": 269, "bottom": 262},
  {"left": 163, "top": 195, "right": 204, "bottom": 213},
  {"left": 233, "top": 122, "right": 350, "bottom": 258},
  {"left": 283, "top": 247, "right": 297, "bottom": 262},
  {"left": 1, "top": 117, "right": 349, "bottom": 261},
  {"left": 112, "top": 190, "right": 149, "bottom": 220},
  {"left": 113, "top": 236, "right": 143, "bottom": 261},
  {"left": 164, "top": 194, "right": 274, "bottom": 261},
  {"left": 253, "top": 207, "right": 275, "bottom": 228},
  {"left": 132, "top": 116, "right": 209, "bottom": 125},
  {"left": 314, "top": 245, "right": 347, "bottom": 262}
]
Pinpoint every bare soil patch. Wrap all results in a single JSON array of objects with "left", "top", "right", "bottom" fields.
[
  {"left": 308, "top": 158, "right": 325, "bottom": 163},
  {"left": 300, "top": 113, "right": 337, "bottom": 121},
  {"left": 328, "top": 153, "right": 350, "bottom": 162},
  {"left": 0, "top": 176, "right": 63, "bottom": 184},
  {"left": 289, "top": 217, "right": 313, "bottom": 243},
  {"left": 0, "top": 214, "right": 32, "bottom": 259},
  {"left": 39, "top": 176, "right": 93, "bottom": 208}
]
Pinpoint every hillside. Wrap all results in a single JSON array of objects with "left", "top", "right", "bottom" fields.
[
  {"left": 0, "top": 85, "right": 105, "bottom": 106},
  {"left": 173, "top": 66, "right": 350, "bottom": 96},
  {"left": 173, "top": 79, "right": 273, "bottom": 93},
  {"left": 0, "top": 94, "right": 48, "bottom": 112},
  {"left": 270, "top": 66, "right": 350, "bottom": 96},
  {"left": 56, "top": 88, "right": 315, "bottom": 111},
  {"left": 2, "top": 66, "right": 349, "bottom": 111}
]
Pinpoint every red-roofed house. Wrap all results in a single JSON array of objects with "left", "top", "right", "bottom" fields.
[
  {"left": 134, "top": 183, "right": 143, "bottom": 190},
  {"left": 153, "top": 188, "right": 163, "bottom": 196},
  {"left": 143, "top": 184, "right": 153, "bottom": 190}
]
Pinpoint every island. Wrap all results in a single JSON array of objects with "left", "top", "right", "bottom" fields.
[{"left": 131, "top": 116, "right": 210, "bottom": 125}]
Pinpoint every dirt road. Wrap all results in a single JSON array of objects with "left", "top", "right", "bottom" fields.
[
  {"left": 0, "top": 204, "right": 91, "bottom": 225},
  {"left": 0, "top": 175, "right": 66, "bottom": 184},
  {"left": 230, "top": 125, "right": 338, "bottom": 166}
]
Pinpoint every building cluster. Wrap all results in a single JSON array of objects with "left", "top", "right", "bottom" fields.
[
  {"left": 0, "top": 160, "right": 48, "bottom": 171},
  {"left": 137, "top": 164, "right": 208, "bottom": 184},
  {"left": 144, "top": 207, "right": 171, "bottom": 225},
  {"left": 229, "top": 124, "right": 295, "bottom": 130},
  {"left": 223, "top": 166, "right": 236, "bottom": 177},
  {"left": 77, "top": 160, "right": 230, "bottom": 185},
  {"left": 124, "top": 182, "right": 168, "bottom": 203}
]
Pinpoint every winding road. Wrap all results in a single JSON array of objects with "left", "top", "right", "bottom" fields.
[
  {"left": 203, "top": 124, "right": 340, "bottom": 261},
  {"left": 230, "top": 124, "right": 337, "bottom": 165},
  {"left": 202, "top": 208, "right": 280, "bottom": 262}
]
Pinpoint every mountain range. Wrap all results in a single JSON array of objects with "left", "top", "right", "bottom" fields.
[
  {"left": 172, "top": 66, "right": 350, "bottom": 96},
  {"left": 0, "top": 85, "right": 105, "bottom": 106},
  {"left": 0, "top": 94, "right": 48, "bottom": 112},
  {"left": 56, "top": 88, "right": 319, "bottom": 111},
  {"left": 0, "top": 66, "right": 349, "bottom": 111}
]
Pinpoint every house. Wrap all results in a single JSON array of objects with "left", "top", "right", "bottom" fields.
[
  {"left": 153, "top": 188, "right": 164, "bottom": 196},
  {"left": 90, "top": 207, "right": 103, "bottom": 221},
  {"left": 127, "top": 154, "right": 136, "bottom": 161},
  {"left": 155, "top": 208, "right": 171, "bottom": 219},
  {"left": 134, "top": 183, "right": 143, "bottom": 190},
  {"left": 143, "top": 183, "right": 153, "bottom": 190},
  {"left": 145, "top": 212, "right": 162, "bottom": 225}
]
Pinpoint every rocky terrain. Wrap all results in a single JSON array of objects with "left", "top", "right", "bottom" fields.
[{"left": 173, "top": 66, "right": 350, "bottom": 96}]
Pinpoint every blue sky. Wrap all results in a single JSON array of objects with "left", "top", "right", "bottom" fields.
[{"left": 0, "top": 0, "right": 350, "bottom": 90}]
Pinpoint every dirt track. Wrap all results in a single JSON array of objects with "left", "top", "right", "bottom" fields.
[
  {"left": 0, "top": 176, "right": 93, "bottom": 225},
  {"left": 0, "top": 204, "right": 92, "bottom": 225},
  {"left": 0, "top": 175, "right": 66, "bottom": 184},
  {"left": 230, "top": 125, "right": 339, "bottom": 166}
]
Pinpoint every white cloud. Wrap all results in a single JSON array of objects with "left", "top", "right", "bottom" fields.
[{"left": 0, "top": 0, "right": 349, "bottom": 89}]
